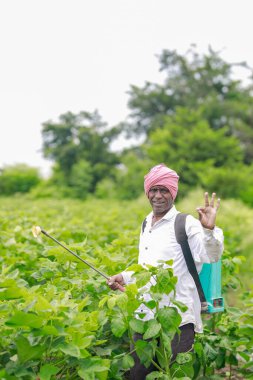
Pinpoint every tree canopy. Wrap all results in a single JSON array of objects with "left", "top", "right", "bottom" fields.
[
  {"left": 126, "top": 46, "right": 253, "bottom": 163},
  {"left": 34, "top": 47, "right": 253, "bottom": 204},
  {"left": 41, "top": 110, "right": 120, "bottom": 195}
]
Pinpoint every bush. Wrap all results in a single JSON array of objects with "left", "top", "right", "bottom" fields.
[
  {"left": 0, "top": 164, "right": 41, "bottom": 195},
  {"left": 113, "top": 153, "right": 151, "bottom": 200},
  {"left": 28, "top": 180, "right": 71, "bottom": 199},
  {"left": 198, "top": 165, "right": 253, "bottom": 207},
  {"left": 68, "top": 160, "right": 93, "bottom": 199},
  {"left": 95, "top": 178, "right": 118, "bottom": 199}
]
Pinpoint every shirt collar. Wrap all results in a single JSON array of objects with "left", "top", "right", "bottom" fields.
[
  {"left": 147, "top": 205, "right": 178, "bottom": 222},
  {"left": 162, "top": 205, "right": 178, "bottom": 221}
]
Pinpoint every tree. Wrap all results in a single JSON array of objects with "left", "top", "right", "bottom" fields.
[
  {"left": 125, "top": 46, "right": 253, "bottom": 163},
  {"left": 113, "top": 152, "right": 151, "bottom": 199},
  {"left": 143, "top": 108, "right": 244, "bottom": 195},
  {"left": 69, "top": 160, "right": 93, "bottom": 199},
  {"left": 42, "top": 110, "right": 119, "bottom": 191},
  {"left": 0, "top": 164, "right": 41, "bottom": 195}
]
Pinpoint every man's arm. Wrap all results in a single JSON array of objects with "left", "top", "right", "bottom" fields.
[{"left": 186, "top": 192, "right": 224, "bottom": 264}]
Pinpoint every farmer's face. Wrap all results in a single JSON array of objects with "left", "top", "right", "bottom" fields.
[{"left": 148, "top": 185, "right": 174, "bottom": 216}]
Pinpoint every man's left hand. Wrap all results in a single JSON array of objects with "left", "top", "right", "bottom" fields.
[{"left": 196, "top": 192, "right": 220, "bottom": 230}]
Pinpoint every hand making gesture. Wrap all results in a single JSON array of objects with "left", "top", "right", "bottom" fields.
[{"left": 196, "top": 192, "right": 220, "bottom": 230}]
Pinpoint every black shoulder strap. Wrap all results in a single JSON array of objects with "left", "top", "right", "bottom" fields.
[
  {"left": 142, "top": 218, "right": 147, "bottom": 233},
  {"left": 174, "top": 213, "right": 207, "bottom": 310}
]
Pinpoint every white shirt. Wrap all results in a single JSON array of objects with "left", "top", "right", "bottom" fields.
[{"left": 121, "top": 205, "right": 224, "bottom": 333}]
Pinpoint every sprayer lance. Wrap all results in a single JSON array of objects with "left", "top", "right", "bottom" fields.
[{"left": 33, "top": 226, "right": 109, "bottom": 280}]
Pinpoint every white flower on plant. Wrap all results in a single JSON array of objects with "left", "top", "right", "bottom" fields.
[{"left": 32, "top": 225, "right": 42, "bottom": 238}]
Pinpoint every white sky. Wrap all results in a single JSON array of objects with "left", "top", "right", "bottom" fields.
[{"left": 0, "top": 0, "right": 252, "bottom": 177}]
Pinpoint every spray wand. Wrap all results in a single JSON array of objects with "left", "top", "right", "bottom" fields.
[{"left": 32, "top": 226, "right": 124, "bottom": 291}]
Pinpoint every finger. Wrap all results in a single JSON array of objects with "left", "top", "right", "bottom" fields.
[
  {"left": 116, "top": 283, "right": 125, "bottom": 292},
  {"left": 210, "top": 192, "right": 216, "bottom": 207},
  {"left": 204, "top": 192, "right": 209, "bottom": 207},
  {"left": 196, "top": 208, "right": 204, "bottom": 218},
  {"left": 216, "top": 197, "right": 220, "bottom": 211},
  {"left": 107, "top": 277, "right": 117, "bottom": 288}
]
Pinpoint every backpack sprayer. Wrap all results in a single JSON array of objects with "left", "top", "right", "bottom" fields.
[
  {"left": 174, "top": 213, "right": 224, "bottom": 313},
  {"left": 142, "top": 214, "right": 224, "bottom": 314},
  {"left": 32, "top": 226, "right": 125, "bottom": 292}
]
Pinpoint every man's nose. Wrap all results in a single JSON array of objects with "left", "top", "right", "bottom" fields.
[{"left": 154, "top": 189, "right": 163, "bottom": 197}]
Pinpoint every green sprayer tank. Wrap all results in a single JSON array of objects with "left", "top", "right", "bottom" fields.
[{"left": 199, "top": 259, "right": 224, "bottom": 313}]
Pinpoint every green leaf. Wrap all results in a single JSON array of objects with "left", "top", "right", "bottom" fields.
[
  {"left": 0, "top": 369, "right": 17, "bottom": 380},
  {"left": 40, "top": 325, "right": 60, "bottom": 336},
  {"left": 111, "top": 316, "right": 127, "bottom": 337},
  {"left": 129, "top": 318, "right": 145, "bottom": 334},
  {"left": 16, "top": 335, "right": 46, "bottom": 363},
  {"left": 39, "top": 364, "right": 60, "bottom": 380},
  {"left": 78, "top": 295, "right": 91, "bottom": 311},
  {"left": 126, "top": 264, "right": 144, "bottom": 273},
  {"left": 143, "top": 320, "right": 161, "bottom": 339},
  {"left": 125, "top": 283, "right": 139, "bottom": 298},
  {"left": 6, "top": 311, "right": 44, "bottom": 328},
  {"left": 160, "top": 331, "right": 173, "bottom": 352},
  {"left": 135, "top": 339, "right": 156, "bottom": 368},
  {"left": 115, "top": 293, "right": 128, "bottom": 310},
  {"left": 59, "top": 343, "right": 80, "bottom": 357},
  {"left": 144, "top": 300, "right": 157, "bottom": 310},
  {"left": 33, "top": 295, "right": 53, "bottom": 312},
  {"left": 107, "top": 296, "right": 116, "bottom": 309},
  {"left": 122, "top": 354, "right": 134, "bottom": 369},
  {"left": 157, "top": 307, "right": 181, "bottom": 331},
  {"left": 154, "top": 269, "right": 177, "bottom": 294},
  {"left": 227, "top": 352, "right": 238, "bottom": 365},
  {"left": 98, "top": 296, "right": 109, "bottom": 309},
  {"left": 175, "top": 352, "right": 193, "bottom": 364},
  {"left": 194, "top": 342, "right": 204, "bottom": 358},
  {"left": 0, "top": 287, "right": 27, "bottom": 300},
  {"left": 204, "top": 342, "right": 218, "bottom": 362},
  {"left": 146, "top": 372, "right": 165, "bottom": 379},
  {"left": 171, "top": 299, "right": 188, "bottom": 312},
  {"left": 78, "top": 357, "right": 110, "bottom": 380},
  {"left": 135, "top": 271, "right": 151, "bottom": 287}
]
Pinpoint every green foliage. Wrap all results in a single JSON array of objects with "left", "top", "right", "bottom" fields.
[
  {"left": 0, "top": 194, "right": 253, "bottom": 379},
  {"left": 0, "top": 164, "right": 41, "bottom": 195},
  {"left": 144, "top": 109, "right": 243, "bottom": 195},
  {"left": 198, "top": 164, "right": 253, "bottom": 207},
  {"left": 113, "top": 152, "right": 151, "bottom": 200},
  {"left": 36, "top": 47, "right": 253, "bottom": 204},
  {"left": 127, "top": 46, "right": 253, "bottom": 163},
  {"left": 95, "top": 178, "right": 118, "bottom": 199},
  {"left": 42, "top": 110, "right": 119, "bottom": 193},
  {"left": 68, "top": 159, "right": 93, "bottom": 199}
]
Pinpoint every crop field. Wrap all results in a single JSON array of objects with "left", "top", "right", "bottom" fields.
[{"left": 0, "top": 192, "right": 253, "bottom": 379}]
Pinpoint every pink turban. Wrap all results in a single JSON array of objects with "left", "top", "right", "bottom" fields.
[{"left": 144, "top": 164, "right": 179, "bottom": 200}]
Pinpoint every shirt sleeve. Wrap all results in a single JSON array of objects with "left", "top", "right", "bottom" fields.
[
  {"left": 185, "top": 215, "right": 224, "bottom": 264},
  {"left": 121, "top": 271, "right": 135, "bottom": 285}
]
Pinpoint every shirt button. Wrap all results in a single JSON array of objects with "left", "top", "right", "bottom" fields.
[
  {"left": 149, "top": 230, "right": 152, "bottom": 233},
  {"left": 145, "top": 247, "right": 148, "bottom": 250}
]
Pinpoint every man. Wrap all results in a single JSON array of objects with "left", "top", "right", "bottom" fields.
[{"left": 107, "top": 163, "right": 224, "bottom": 379}]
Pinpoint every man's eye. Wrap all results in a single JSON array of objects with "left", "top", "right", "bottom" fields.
[{"left": 150, "top": 188, "right": 168, "bottom": 194}]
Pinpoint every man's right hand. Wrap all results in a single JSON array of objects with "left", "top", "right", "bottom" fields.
[{"left": 107, "top": 274, "right": 125, "bottom": 292}]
